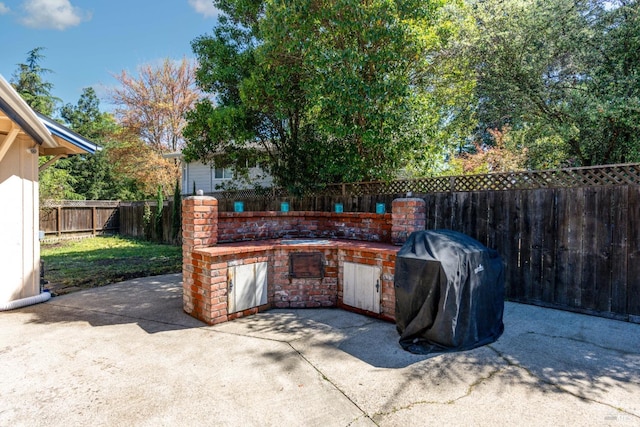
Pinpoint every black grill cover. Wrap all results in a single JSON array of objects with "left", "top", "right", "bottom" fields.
[{"left": 395, "top": 230, "right": 504, "bottom": 354}]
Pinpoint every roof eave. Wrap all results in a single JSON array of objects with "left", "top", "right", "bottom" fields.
[
  {"left": 0, "top": 75, "right": 57, "bottom": 148},
  {"left": 36, "top": 112, "right": 100, "bottom": 155}
]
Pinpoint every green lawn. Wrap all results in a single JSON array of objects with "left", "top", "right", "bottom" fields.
[{"left": 41, "top": 235, "right": 182, "bottom": 295}]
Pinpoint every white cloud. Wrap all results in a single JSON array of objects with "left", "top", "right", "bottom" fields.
[
  {"left": 0, "top": 3, "right": 10, "bottom": 14},
  {"left": 20, "top": 0, "right": 91, "bottom": 30},
  {"left": 188, "top": 0, "right": 219, "bottom": 18}
]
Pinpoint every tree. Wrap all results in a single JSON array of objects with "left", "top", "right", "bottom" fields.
[
  {"left": 55, "top": 88, "right": 137, "bottom": 200},
  {"left": 466, "top": 0, "right": 640, "bottom": 167},
  {"left": 183, "top": 0, "right": 475, "bottom": 192},
  {"left": 60, "top": 87, "right": 117, "bottom": 140},
  {"left": 171, "top": 178, "right": 182, "bottom": 241},
  {"left": 106, "top": 128, "right": 180, "bottom": 198},
  {"left": 111, "top": 58, "right": 202, "bottom": 153},
  {"left": 10, "top": 47, "right": 60, "bottom": 115},
  {"left": 39, "top": 167, "right": 82, "bottom": 201},
  {"left": 40, "top": 87, "right": 143, "bottom": 201}
]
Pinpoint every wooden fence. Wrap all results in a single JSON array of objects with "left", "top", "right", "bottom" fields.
[
  {"left": 40, "top": 163, "right": 640, "bottom": 321},
  {"left": 418, "top": 186, "right": 639, "bottom": 322},
  {"left": 118, "top": 201, "right": 181, "bottom": 245},
  {"left": 40, "top": 200, "right": 120, "bottom": 238}
]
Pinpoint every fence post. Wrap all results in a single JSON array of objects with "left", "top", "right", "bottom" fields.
[
  {"left": 56, "top": 206, "right": 62, "bottom": 237},
  {"left": 92, "top": 206, "right": 97, "bottom": 236}
]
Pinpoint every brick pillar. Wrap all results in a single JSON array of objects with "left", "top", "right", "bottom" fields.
[
  {"left": 391, "top": 198, "right": 426, "bottom": 245},
  {"left": 182, "top": 196, "right": 218, "bottom": 319}
]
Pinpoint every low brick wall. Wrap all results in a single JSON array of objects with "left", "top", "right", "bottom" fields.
[
  {"left": 182, "top": 197, "right": 426, "bottom": 325},
  {"left": 217, "top": 211, "right": 392, "bottom": 243},
  {"left": 191, "top": 240, "right": 399, "bottom": 324}
]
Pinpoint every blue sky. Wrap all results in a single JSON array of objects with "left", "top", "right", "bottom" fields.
[{"left": 0, "top": 0, "right": 220, "bottom": 111}]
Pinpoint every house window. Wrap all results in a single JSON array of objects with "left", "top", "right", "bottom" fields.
[{"left": 214, "top": 167, "right": 233, "bottom": 179}]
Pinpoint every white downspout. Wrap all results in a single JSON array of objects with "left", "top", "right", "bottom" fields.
[{"left": 0, "top": 291, "right": 51, "bottom": 311}]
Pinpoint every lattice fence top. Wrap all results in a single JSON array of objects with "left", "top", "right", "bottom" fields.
[
  {"left": 208, "top": 163, "right": 640, "bottom": 199},
  {"left": 41, "top": 200, "right": 121, "bottom": 208},
  {"left": 43, "top": 163, "right": 640, "bottom": 204}
]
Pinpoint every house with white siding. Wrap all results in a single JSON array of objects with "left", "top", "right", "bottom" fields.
[{"left": 165, "top": 153, "right": 274, "bottom": 195}]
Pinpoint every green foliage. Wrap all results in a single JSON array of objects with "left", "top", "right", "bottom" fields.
[
  {"left": 142, "top": 202, "right": 153, "bottom": 240},
  {"left": 38, "top": 162, "right": 82, "bottom": 201},
  {"left": 466, "top": 0, "right": 640, "bottom": 167},
  {"left": 59, "top": 87, "right": 118, "bottom": 140},
  {"left": 49, "top": 88, "right": 147, "bottom": 200},
  {"left": 184, "top": 0, "right": 474, "bottom": 191},
  {"left": 10, "top": 47, "right": 60, "bottom": 115},
  {"left": 155, "top": 185, "right": 164, "bottom": 240},
  {"left": 171, "top": 179, "right": 182, "bottom": 241}
]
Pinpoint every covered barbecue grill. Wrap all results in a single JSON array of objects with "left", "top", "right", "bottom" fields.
[{"left": 394, "top": 230, "right": 505, "bottom": 354}]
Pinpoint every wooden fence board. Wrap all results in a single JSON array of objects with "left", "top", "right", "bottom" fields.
[
  {"left": 627, "top": 186, "right": 640, "bottom": 318},
  {"left": 594, "top": 187, "right": 613, "bottom": 313},
  {"left": 610, "top": 186, "right": 628, "bottom": 315},
  {"left": 580, "top": 189, "right": 598, "bottom": 311},
  {"left": 554, "top": 189, "right": 571, "bottom": 306},
  {"left": 424, "top": 193, "right": 435, "bottom": 229},
  {"left": 528, "top": 190, "right": 544, "bottom": 302},
  {"left": 567, "top": 188, "right": 585, "bottom": 309},
  {"left": 507, "top": 192, "right": 528, "bottom": 301},
  {"left": 540, "top": 189, "right": 556, "bottom": 303},
  {"left": 475, "top": 191, "right": 489, "bottom": 247}
]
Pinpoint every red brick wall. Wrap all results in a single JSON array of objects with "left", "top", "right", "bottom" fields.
[
  {"left": 185, "top": 241, "right": 399, "bottom": 325},
  {"left": 217, "top": 211, "right": 392, "bottom": 244},
  {"left": 182, "top": 196, "right": 219, "bottom": 323},
  {"left": 272, "top": 247, "right": 338, "bottom": 309},
  {"left": 180, "top": 197, "right": 429, "bottom": 325},
  {"left": 391, "top": 198, "right": 426, "bottom": 245}
]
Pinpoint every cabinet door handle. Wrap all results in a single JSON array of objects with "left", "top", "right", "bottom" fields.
[{"left": 376, "top": 279, "right": 380, "bottom": 293}]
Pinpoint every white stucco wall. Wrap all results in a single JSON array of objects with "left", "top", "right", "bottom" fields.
[{"left": 0, "top": 138, "right": 40, "bottom": 304}]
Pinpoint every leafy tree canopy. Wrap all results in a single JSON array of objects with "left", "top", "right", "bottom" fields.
[
  {"left": 111, "top": 58, "right": 202, "bottom": 153},
  {"left": 184, "top": 0, "right": 475, "bottom": 193},
  {"left": 10, "top": 47, "right": 60, "bottom": 116},
  {"left": 55, "top": 88, "right": 146, "bottom": 200},
  {"left": 465, "top": 0, "right": 640, "bottom": 168}
]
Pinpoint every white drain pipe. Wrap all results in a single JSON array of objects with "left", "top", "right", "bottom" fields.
[{"left": 0, "top": 292, "right": 51, "bottom": 311}]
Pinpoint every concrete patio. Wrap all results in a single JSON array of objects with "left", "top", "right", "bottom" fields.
[{"left": 1, "top": 273, "right": 639, "bottom": 426}]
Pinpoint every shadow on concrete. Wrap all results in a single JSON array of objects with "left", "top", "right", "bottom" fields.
[
  {"left": 12, "top": 273, "right": 640, "bottom": 421},
  {"left": 239, "top": 305, "right": 640, "bottom": 419},
  {"left": 18, "top": 274, "right": 205, "bottom": 334}
]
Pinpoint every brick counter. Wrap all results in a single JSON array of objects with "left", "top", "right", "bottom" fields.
[{"left": 190, "top": 239, "right": 399, "bottom": 325}]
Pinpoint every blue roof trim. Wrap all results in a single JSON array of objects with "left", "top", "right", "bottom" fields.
[{"left": 35, "top": 111, "right": 101, "bottom": 155}]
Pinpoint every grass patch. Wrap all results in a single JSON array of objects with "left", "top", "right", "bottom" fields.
[{"left": 41, "top": 235, "right": 182, "bottom": 295}]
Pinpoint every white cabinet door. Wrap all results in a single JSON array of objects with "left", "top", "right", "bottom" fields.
[
  {"left": 228, "top": 262, "right": 268, "bottom": 314},
  {"left": 343, "top": 262, "right": 381, "bottom": 313}
]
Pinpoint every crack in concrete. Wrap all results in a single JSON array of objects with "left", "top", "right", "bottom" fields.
[
  {"left": 371, "top": 342, "right": 640, "bottom": 422},
  {"left": 284, "top": 341, "right": 379, "bottom": 426},
  {"left": 370, "top": 364, "right": 504, "bottom": 419}
]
